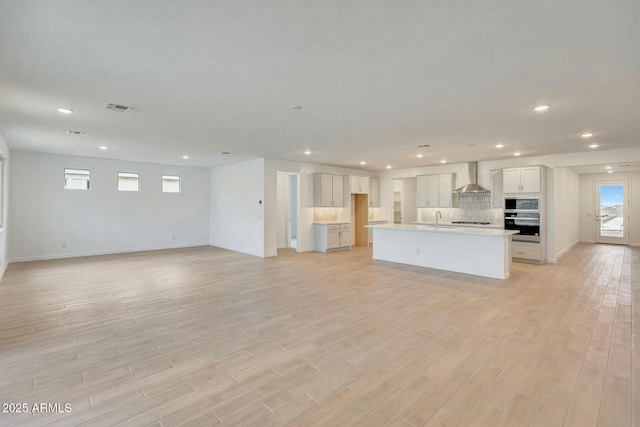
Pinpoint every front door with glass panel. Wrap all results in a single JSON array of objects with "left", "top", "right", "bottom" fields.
[{"left": 595, "top": 180, "right": 629, "bottom": 245}]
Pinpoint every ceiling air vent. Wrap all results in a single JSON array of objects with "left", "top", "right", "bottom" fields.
[
  {"left": 66, "top": 130, "right": 88, "bottom": 136},
  {"left": 105, "top": 103, "right": 138, "bottom": 114},
  {"left": 221, "top": 152, "right": 232, "bottom": 155}
]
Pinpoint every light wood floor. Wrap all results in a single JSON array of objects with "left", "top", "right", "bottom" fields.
[{"left": 0, "top": 243, "right": 637, "bottom": 426}]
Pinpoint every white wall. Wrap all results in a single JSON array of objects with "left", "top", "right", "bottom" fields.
[
  {"left": 552, "top": 167, "right": 580, "bottom": 259},
  {"left": 579, "top": 171, "right": 640, "bottom": 246},
  {"left": 9, "top": 151, "right": 209, "bottom": 261},
  {"left": 209, "top": 158, "right": 266, "bottom": 257},
  {"left": 0, "top": 133, "right": 10, "bottom": 278}
]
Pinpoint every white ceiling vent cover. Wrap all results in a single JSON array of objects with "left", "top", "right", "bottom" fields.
[
  {"left": 66, "top": 130, "right": 88, "bottom": 136},
  {"left": 105, "top": 103, "right": 138, "bottom": 114}
]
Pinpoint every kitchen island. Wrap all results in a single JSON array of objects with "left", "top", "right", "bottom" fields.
[{"left": 367, "top": 224, "right": 519, "bottom": 279}]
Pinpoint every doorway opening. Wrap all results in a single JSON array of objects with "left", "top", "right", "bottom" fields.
[
  {"left": 595, "top": 179, "right": 629, "bottom": 245},
  {"left": 276, "top": 171, "right": 300, "bottom": 252},
  {"left": 392, "top": 178, "right": 417, "bottom": 224}
]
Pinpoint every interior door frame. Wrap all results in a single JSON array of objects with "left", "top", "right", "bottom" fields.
[
  {"left": 287, "top": 173, "right": 299, "bottom": 249},
  {"left": 594, "top": 179, "right": 629, "bottom": 245}
]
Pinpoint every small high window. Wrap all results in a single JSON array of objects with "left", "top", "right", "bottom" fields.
[
  {"left": 65, "top": 168, "right": 91, "bottom": 190},
  {"left": 162, "top": 175, "right": 180, "bottom": 193},
  {"left": 118, "top": 172, "right": 140, "bottom": 192}
]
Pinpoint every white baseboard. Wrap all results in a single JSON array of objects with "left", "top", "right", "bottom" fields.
[
  {"left": 10, "top": 242, "right": 210, "bottom": 263},
  {"left": 207, "top": 242, "right": 266, "bottom": 258},
  {"left": 0, "top": 260, "right": 8, "bottom": 281},
  {"left": 555, "top": 241, "right": 578, "bottom": 261},
  {"left": 296, "top": 247, "right": 315, "bottom": 253}
]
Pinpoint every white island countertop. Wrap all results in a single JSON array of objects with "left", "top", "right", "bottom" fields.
[
  {"left": 367, "top": 224, "right": 518, "bottom": 279},
  {"left": 411, "top": 221, "right": 504, "bottom": 230},
  {"left": 368, "top": 223, "right": 518, "bottom": 237}
]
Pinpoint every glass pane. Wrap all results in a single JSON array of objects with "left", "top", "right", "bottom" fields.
[
  {"left": 162, "top": 175, "right": 180, "bottom": 193},
  {"left": 600, "top": 185, "right": 623, "bottom": 238},
  {"left": 64, "top": 168, "right": 90, "bottom": 190},
  {"left": 118, "top": 172, "right": 139, "bottom": 191}
]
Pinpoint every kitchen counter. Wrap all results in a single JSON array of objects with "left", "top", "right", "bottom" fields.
[
  {"left": 366, "top": 224, "right": 518, "bottom": 279},
  {"left": 412, "top": 221, "right": 503, "bottom": 229},
  {"left": 312, "top": 221, "right": 350, "bottom": 225}
]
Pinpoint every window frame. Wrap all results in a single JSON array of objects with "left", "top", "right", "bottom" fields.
[
  {"left": 64, "top": 168, "right": 91, "bottom": 190},
  {"left": 117, "top": 172, "right": 140, "bottom": 192},
  {"left": 162, "top": 175, "right": 181, "bottom": 193}
]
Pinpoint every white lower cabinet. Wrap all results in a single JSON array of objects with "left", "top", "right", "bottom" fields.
[
  {"left": 512, "top": 241, "right": 545, "bottom": 264},
  {"left": 314, "top": 223, "right": 351, "bottom": 252}
]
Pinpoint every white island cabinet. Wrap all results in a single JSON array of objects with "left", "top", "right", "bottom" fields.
[{"left": 367, "top": 224, "right": 519, "bottom": 279}]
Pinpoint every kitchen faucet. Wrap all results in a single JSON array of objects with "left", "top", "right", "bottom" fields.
[{"left": 435, "top": 211, "right": 442, "bottom": 229}]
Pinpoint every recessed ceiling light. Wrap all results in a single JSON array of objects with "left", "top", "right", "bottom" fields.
[
  {"left": 304, "top": 150, "right": 311, "bottom": 155},
  {"left": 533, "top": 105, "right": 550, "bottom": 112},
  {"left": 57, "top": 108, "right": 73, "bottom": 114},
  {"left": 607, "top": 170, "right": 614, "bottom": 174},
  {"left": 360, "top": 161, "right": 366, "bottom": 165},
  {"left": 290, "top": 105, "right": 302, "bottom": 110},
  {"left": 513, "top": 152, "right": 522, "bottom": 156},
  {"left": 182, "top": 155, "right": 189, "bottom": 159},
  {"left": 416, "top": 154, "right": 423, "bottom": 158},
  {"left": 581, "top": 133, "right": 593, "bottom": 138},
  {"left": 440, "top": 160, "right": 447, "bottom": 164},
  {"left": 386, "top": 165, "right": 392, "bottom": 169},
  {"left": 98, "top": 146, "right": 108, "bottom": 150},
  {"left": 605, "top": 166, "right": 612, "bottom": 170},
  {"left": 588, "top": 144, "right": 599, "bottom": 149},
  {"left": 495, "top": 144, "right": 504, "bottom": 148}
]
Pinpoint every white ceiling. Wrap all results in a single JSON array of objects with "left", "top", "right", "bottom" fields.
[{"left": 0, "top": 1, "right": 638, "bottom": 170}]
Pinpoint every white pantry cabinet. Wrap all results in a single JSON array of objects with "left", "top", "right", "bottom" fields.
[
  {"left": 313, "top": 174, "right": 344, "bottom": 207},
  {"left": 503, "top": 166, "right": 541, "bottom": 193},
  {"left": 350, "top": 175, "right": 369, "bottom": 194},
  {"left": 417, "top": 174, "right": 454, "bottom": 208},
  {"left": 314, "top": 223, "right": 351, "bottom": 252}
]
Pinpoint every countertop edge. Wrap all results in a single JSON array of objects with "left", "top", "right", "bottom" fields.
[{"left": 367, "top": 224, "right": 519, "bottom": 237}]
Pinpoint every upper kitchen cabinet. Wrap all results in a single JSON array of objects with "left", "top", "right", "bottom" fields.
[
  {"left": 490, "top": 170, "right": 503, "bottom": 208},
  {"left": 350, "top": 175, "right": 369, "bottom": 194},
  {"left": 313, "top": 173, "right": 344, "bottom": 207},
  {"left": 503, "top": 166, "right": 542, "bottom": 193},
  {"left": 369, "top": 178, "right": 380, "bottom": 207},
  {"left": 417, "top": 173, "right": 454, "bottom": 208}
]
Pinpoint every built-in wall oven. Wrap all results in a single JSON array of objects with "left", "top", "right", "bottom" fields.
[
  {"left": 504, "top": 197, "right": 541, "bottom": 243},
  {"left": 504, "top": 197, "right": 539, "bottom": 211}
]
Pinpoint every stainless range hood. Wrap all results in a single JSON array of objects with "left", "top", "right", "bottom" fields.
[{"left": 453, "top": 162, "right": 490, "bottom": 193}]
